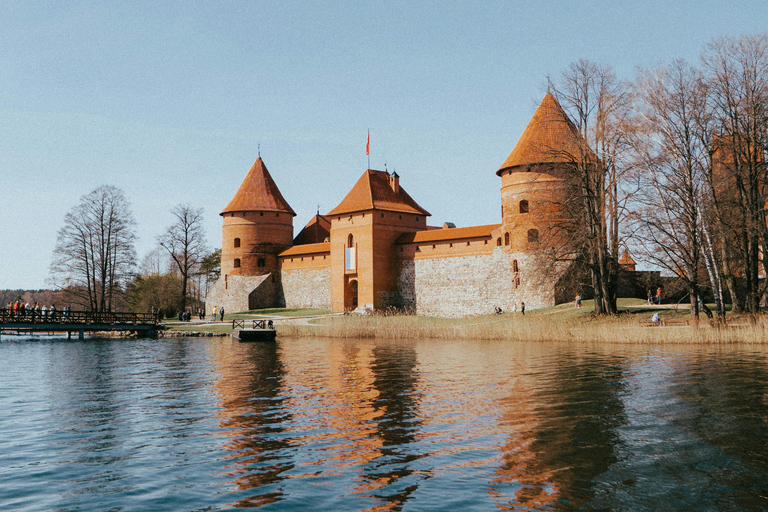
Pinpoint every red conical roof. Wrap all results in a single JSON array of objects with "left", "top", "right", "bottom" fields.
[
  {"left": 619, "top": 249, "right": 636, "bottom": 266},
  {"left": 497, "top": 93, "right": 594, "bottom": 175},
  {"left": 221, "top": 157, "right": 296, "bottom": 216},
  {"left": 327, "top": 169, "right": 430, "bottom": 216}
]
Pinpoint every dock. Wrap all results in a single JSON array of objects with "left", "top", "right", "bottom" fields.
[{"left": 232, "top": 319, "right": 277, "bottom": 342}]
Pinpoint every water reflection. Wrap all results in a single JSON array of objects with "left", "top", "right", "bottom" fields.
[
  {"left": 669, "top": 351, "right": 768, "bottom": 510},
  {"left": 357, "top": 343, "right": 428, "bottom": 511},
  {"left": 8, "top": 338, "right": 768, "bottom": 511},
  {"left": 213, "top": 340, "right": 292, "bottom": 507}
]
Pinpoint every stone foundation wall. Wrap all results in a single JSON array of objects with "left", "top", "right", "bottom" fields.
[
  {"left": 398, "top": 247, "right": 569, "bottom": 317},
  {"left": 281, "top": 267, "right": 331, "bottom": 309},
  {"left": 205, "top": 274, "right": 272, "bottom": 315}
]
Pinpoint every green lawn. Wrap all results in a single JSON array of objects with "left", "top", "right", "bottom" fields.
[{"left": 228, "top": 307, "right": 330, "bottom": 319}]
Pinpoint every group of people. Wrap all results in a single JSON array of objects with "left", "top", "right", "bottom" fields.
[
  {"left": 4, "top": 301, "right": 69, "bottom": 320},
  {"left": 210, "top": 305, "right": 225, "bottom": 322},
  {"left": 647, "top": 287, "right": 663, "bottom": 305},
  {"left": 493, "top": 302, "right": 526, "bottom": 315}
]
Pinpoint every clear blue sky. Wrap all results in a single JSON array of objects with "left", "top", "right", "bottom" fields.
[{"left": 1, "top": 1, "right": 765, "bottom": 290}]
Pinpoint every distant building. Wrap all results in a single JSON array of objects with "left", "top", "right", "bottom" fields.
[
  {"left": 206, "top": 93, "right": 590, "bottom": 316},
  {"left": 619, "top": 249, "right": 636, "bottom": 272}
]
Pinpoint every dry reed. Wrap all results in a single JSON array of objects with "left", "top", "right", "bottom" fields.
[{"left": 276, "top": 312, "right": 768, "bottom": 344}]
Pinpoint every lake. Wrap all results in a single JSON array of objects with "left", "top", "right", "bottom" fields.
[{"left": 1, "top": 335, "right": 768, "bottom": 511}]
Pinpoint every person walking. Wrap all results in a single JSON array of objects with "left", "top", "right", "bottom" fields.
[
  {"left": 212, "top": 306, "right": 217, "bottom": 321},
  {"left": 656, "top": 287, "right": 662, "bottom": 305},
  {"left": 219, "top": 306, "right": 225, "bottom": 322},
  {"left": 521, "top": 302, "right": 525, "bottom": 315}
]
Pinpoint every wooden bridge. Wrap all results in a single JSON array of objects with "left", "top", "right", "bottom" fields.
[{"left": 0, "top": 309, "right": 158, "bottom": 339}]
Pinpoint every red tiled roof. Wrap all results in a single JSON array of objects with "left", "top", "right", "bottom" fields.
[
  {"left": 396, "top": 224, "right": 501, "bottom": 244},
  {"left": 293, "top": 214, "right": 331, "bottom": 245},
  {"left": 497, "top": 93, "right": 595, "bottom": 175},
  {"left": 221, "top": 157, "right": 296, "bottom": 216},
  {"left": 279, "top": 242, "right": 331, "bottom": 257},
  {"left": 327, "top": 169, "right": 430, "bottom": 216}
]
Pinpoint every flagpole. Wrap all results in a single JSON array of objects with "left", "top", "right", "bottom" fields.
[{"left": 367, "top": 130, "right": 370, "bottom": 169}]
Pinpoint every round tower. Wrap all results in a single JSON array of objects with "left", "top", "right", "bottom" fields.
[
  {"left": 496, "top": 93, "right": 587, "bottom": 250},
  {"left": 220, "top": 157, "right": 295, "bottom": 279}
]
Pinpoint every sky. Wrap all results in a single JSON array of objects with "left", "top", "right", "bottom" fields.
[{"left": 1, "top": 0, "right": 766, "bottom": 290}]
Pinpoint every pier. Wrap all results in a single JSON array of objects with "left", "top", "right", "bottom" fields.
[{"left": 0, "top": 309, "right": 158, "bottom": 339}]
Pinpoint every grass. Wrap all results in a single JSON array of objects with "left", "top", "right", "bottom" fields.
[
  {"left": 161, "top": 304, "right": 768, "bottom": 344},
  {"left": 224, "top": 308, "right": 330, "bottom": 320}
]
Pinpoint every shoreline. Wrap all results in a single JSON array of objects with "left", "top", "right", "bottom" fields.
[{"left": 158, "top": 301, "right": 768, "bottom": 344}]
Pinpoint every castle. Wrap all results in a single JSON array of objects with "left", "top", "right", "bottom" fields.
[{"left": 206, "top": 93, "right": 586, "bottom": 317}]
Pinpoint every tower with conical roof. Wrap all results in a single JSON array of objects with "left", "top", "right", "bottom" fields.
[
  {"left": 496, "top": 93, "right": 588, "bottom": 252},
  {"left": 220, "top": 157, "right": 296, "bottom": 279}
]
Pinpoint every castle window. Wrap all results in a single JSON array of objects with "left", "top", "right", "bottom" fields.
[
  {"left": 234, "top": 238, "right": 240, "bottom": 248},
  {"left": 501, "top": 205, "right": 504, "bottom": 216},
  {"left": 260, "top": 212, "right": 264, "bottom": 216},
  {"left": 513, "top": 259, "right": 519, "bottom": 273},
  {"left": 432, "top": 244, "right": 436, "bottom": 249},
  {"left": 346, "top": 234, "right": 356, "bottom": 271},
  {"left": 484, "top": 240, "right": 488, "bottom": 245},
  {"left": 449, "top": 243, "right": 453, "bottom": 248},
  {"left": 504, "top": 233, "right": 510, "bottom": 246},
  {"left": 399, "top": 215, "right": 402, "bottom": 219},
  {"left": 467, "top": 241, "right": 470, "bottom": 246},
  {"left": 496, "top": 238, "right": 502, "bottom": 246},
  {"left": 515, "top": 276, "right": 520, "bottom": 287},
  {"left": 234, "top": 258, "right": 241, "bottom": 268},
  {"left": 258, "top": 258, "right": 265, "bottom": 267},
  {"left": 415, "top": 216, "right": 419, "bottom": 221},
  {"left": 381, "top": 213, "right": 384, "bottom": 218},
  {"left": 244, "top": 212, "right": 247, "bottom": 217},
  {"left": 276, "top": 213, "right": 279, "bottom": 217},
  {"left": 400, "top": 247, "right": 403, "bottom": 252},
  {"left": 519, "top": 200, "right": 529, "bottom": 214},
  {"left": 528, "top": 229, "right": 539, "bottom": 243}
]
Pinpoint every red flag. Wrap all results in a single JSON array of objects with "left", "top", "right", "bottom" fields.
[{"left": 366, "top": 131, "right": 370, "bottom": 155}]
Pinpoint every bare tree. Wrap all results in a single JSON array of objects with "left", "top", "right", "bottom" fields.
[
  {"left": 633, "top": 60, "right": 715, "bottom": 318},
  {"left": 50, "top": 185, "right": 137, "bottom": 311},
  {"left": 552, "top": 60, "right": 634, "bottom": 315},
  {"left": 701, "top": 33, "right": 768, "bottom": 313},
  {"left": 157, "top": 204, "right": 207, "bottom": 311}
]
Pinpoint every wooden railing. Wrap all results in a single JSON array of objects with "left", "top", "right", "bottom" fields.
[
  {"left": 0, "top": 309, "right": 156, "bottom": 325},
  {"left": 232, "top": 319, "right": 274, "bottom": 329}
]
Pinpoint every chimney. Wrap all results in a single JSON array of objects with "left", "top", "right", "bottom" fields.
[{"left": 389, "top": 171, "right": 399, "bottom": 194}]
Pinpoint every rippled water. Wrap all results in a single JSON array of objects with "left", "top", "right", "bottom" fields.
[{"left": 2, "top": 336, "right": 768, "bottom": 511}]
